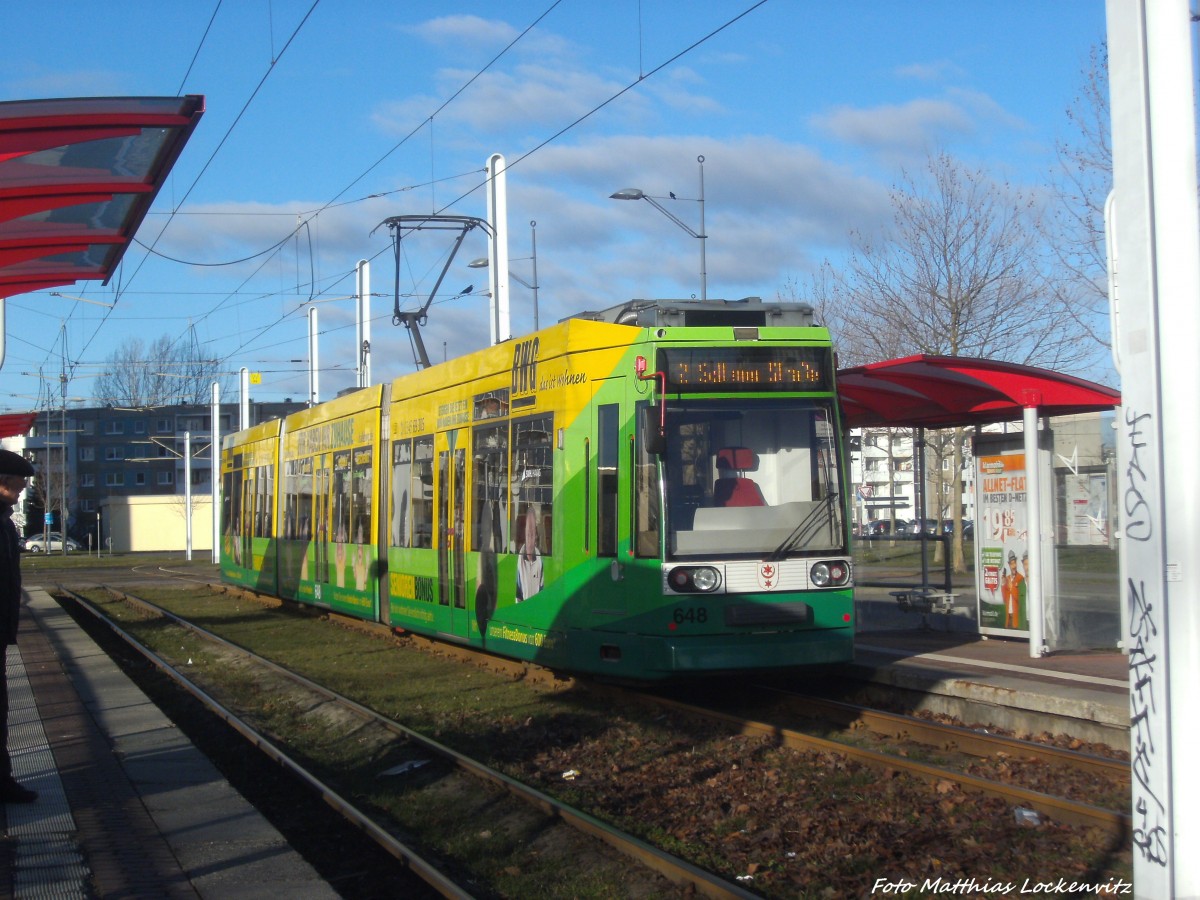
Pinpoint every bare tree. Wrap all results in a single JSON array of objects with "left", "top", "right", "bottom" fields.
[
  {"left": 821, "top": 151, "right": 1102, "bottom": 569},
  {"left": 1046, "top": 44, "right": 1112, "bottom": 351},
  {"left": 21, "top": 441, "right": 70, "bottom": 538},
  {"left": 830, "top": 151, "right": 1096, "bottom": 368},
  {"left": 93, "top": 330, "right": 227, "bottom": 407}
]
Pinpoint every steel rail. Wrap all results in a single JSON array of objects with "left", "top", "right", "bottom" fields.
[
  {"left": 641, "top": 691, "right": 1130, "bottom": 839},
  {"left": 210, "top": 581, "right": 1129, "bottom": 838},
  {"left": 754, "top": 685, "right": 1131, "bottom": 781},
  {"left": 84, "top": 586, "right": 759, "bottom": 900},
  {"left": 58, "top": 587, "right": 471, "bottom": 899}
]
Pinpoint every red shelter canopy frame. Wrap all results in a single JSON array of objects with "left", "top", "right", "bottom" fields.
[
  {"left": 836, "top": 354, "right": 1120, "bottom": 662},
  {"left": 836, "top": 354, "right": 1120, "bottom": 429},
  {"left": 0, "top": 412, "right": 37, "bottom": 439},
  {"left": 0, "top": 95, "right": 204, "bottom": 301}
]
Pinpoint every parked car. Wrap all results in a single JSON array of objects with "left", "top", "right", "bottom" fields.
[
  {"left": 22, "top": 532, "right": 81, "bottom": 553},
  {"left": 907, "top": 517, "right": 940, "bottom": 537},
  {"left": 863, "top": 519, "right": 909, "bottom": 537},
  {"left": 937, "top": 519, "right": 975, "bottom": 539}
]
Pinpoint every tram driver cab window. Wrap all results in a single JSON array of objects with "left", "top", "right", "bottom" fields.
[{"left": 713, "top": 447, "right": 767, "bottom": 507}]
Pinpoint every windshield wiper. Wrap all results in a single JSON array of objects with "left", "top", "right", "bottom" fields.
[{"left": 766, "top": 493, "right": 839, "bottom": 561}]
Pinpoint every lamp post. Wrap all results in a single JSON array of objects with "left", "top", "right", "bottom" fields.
[
  {"left": 610, "top": 155, "right": 706, "bottom": 302},
  {"left": 469, "top": 220, "right": 540, "bottom": 331}
]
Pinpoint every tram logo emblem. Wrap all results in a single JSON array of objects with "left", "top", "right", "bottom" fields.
[
  {"left": 757, "top": 562, "right": 777, "bottom": 590},
  {"left": 511, "top": 337, "right": 539, "bottom": 397}
]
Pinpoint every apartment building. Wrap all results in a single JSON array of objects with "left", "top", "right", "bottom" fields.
[{"left": 4, "top": 401, "right": 303, "bottom": 543}]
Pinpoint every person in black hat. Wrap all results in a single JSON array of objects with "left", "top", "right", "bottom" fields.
[{"left": 0, "top": 448, "right": 37, "bottom": 803}]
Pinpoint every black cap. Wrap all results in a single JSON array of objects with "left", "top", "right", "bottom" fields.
[{"left": 0, "top": 449, "right": 34, "bottom": 477}]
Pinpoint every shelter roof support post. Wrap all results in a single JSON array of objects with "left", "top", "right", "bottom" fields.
[
  {"left": 1023, "top": 404, "right": 1045, "bottom": 658},
  {"left": 915, "top": 427, "right": 930, "bottom": 587}
]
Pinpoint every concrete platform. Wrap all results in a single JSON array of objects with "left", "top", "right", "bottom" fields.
[
  {"left": 2, "top": 588, "right": 340, "bottom": 899},
  {"left": 847, "top": 595, "right": 1129, "bottom": 747}
]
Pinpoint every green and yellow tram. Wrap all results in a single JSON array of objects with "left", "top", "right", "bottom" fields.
[{"left": 222, "top": 299, "right": 854, "bottom": 679}]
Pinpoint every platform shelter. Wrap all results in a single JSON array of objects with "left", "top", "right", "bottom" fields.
[{"left": 837, "top": 354, "right": 1121, "bottom": 659}]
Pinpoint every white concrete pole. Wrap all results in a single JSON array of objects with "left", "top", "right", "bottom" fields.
[
  {"left": 211, "top": 382, "right": 220, "bottom": 564},
  {"left": 308, "top": 306, "right": 319, "bottom": 406},
  {"left": 1106, "top": 0, "right": 1200, "bottom": 893},
  {"left": 239, "top": 367, "right": 250, "bottom": 430},
  {"left": 486, "top": 153, "right": 510, "bottom": 345},
  {"left": 356, "top": 259, "right": 371, "bottom": 387},
  {"left": 184, "top": 431, "right": 193, "bottom": 562}
]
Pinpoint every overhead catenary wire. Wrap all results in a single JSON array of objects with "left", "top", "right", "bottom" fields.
[
  {"left": 24, "top": 0, "right": 324, "bottom": 400},
  {"left": 17, "top": 1, "right": 770, "bottom": 410},
  {"left": 202, "top": 0, "right": 771, "bottom": 374}
]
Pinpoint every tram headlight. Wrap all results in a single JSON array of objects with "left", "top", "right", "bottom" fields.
[
  {"left": 668, "top": 566, "right": 721, "bottom": 593},
  {"left": 810, "top": 562, "right": 831, "bottom": 587},
  {"left": 691, "top": 567, "right": 720, "bottom": 592}
]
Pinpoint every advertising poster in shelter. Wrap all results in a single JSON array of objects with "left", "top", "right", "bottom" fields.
[
  {"left": 1063, "top": 472, "right": 1109, "bottom": 546},
  {"left": 976, "top": 450, "right": 1030, "bottom": 636}
]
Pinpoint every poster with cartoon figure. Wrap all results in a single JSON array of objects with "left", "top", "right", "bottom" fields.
[{"left": 976, "top": 450, "right": 1030, "bottom": 635}]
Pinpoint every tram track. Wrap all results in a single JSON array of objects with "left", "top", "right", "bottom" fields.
[
  {"left": 619, "top": 686, "right": 1130, "bottom": 839},
  {"left": 357, "top": 623, "right": 1132, "bottom": 839},
  {"left": 262, "top": 583, "right": 1131, "bottom": 838},
  {"left": 180, "top": 582, "right": 1133, "bottom": 838},
  {"left": 58, "top": 585, "right": 757, "bottom": 900},
  {"left": 748, "top": 685, "right": 1131, "bottom": 782},
  {"left": 52, "top": 581, "right": 1132, "bottom": 895}
]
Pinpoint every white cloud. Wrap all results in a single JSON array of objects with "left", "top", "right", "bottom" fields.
[
  {"left": 400, "top": 14, "right": 575, "bottom": 60},
  {"left": 811, "top": 98, "right": 975, "bottom": 151},
  {"left": 894, "top": 60, "right": 966, "bottom": 83}
]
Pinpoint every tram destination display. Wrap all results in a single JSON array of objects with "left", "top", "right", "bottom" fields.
[{"left": 661, "top": 346, "right": 831, "bottom": 392}]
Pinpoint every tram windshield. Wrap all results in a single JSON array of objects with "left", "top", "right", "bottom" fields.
[{"left": 660, "top": 399, "right": 845, "bottom": 558}]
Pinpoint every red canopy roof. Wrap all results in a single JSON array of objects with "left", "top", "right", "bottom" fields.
[
  {"left": 0, "top": 95, "right": 204, "bottom": 301},
  {"left": 0, "top": 412, "right": 37, "bottom": 439},
  {"left": 837, "top": 355, "right": 1120, "bottom": 429}
]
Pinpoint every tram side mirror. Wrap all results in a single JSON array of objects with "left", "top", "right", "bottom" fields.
[{"left": 641, "top": 404, "right": 666, "bottom": 455}]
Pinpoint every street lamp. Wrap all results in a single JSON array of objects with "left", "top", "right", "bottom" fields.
[
  {"left": 48, "top": 291, "right": 115, "bottom": 308},
  {"left": 610, "top": 155, "right": 706, "bottom": 302},
  {"left": 469, "top": 220, "right": 540, "bottom": 331}
]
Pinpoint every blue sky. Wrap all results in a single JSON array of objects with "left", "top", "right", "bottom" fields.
[{"left": 0, "top": 1, "right": 1109, "bottom": 410}]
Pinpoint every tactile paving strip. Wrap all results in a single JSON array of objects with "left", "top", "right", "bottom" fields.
[{"left": 4, "top": 643, "right": 90, "bottom": 898}]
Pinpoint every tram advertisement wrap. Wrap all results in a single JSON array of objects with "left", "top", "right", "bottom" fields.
[{"left": 976, "top": 451, "right": 1030, "bottom": 636}]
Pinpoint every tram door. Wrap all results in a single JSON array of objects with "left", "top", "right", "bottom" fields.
[
  {"left": 314, "top": 456, "right": 330, "bottom": 589},
  {"left": 580, "top": 398, "right": 625, "bottom": 603},
  {"left": 436, "top": 429, "right": 468, "bottom": 634}
]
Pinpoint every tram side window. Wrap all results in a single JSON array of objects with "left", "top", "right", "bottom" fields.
[
  {"left": 333, "top": 450, "right": 352, "bottom": 544},
  {"left": 635, "top": 402, "right": 661, "bottom": 557},
  {"left": 597, "top": 404, "right": 619, "bottom": 557},
  {"left": 411, "top": 436, "right": 434, "bottom": 549},
  {"left": 512, "top": 414, "right": 553, "bottom": 563},
  {"left": 283, "top": 459, "right": 298, "bottom": 539},
  {"left": 223, "top": 468, "right": 239, "bottom": 538},
  {"left": 297, "top": 458, "right": 314, "bottom": 541},
  {"left": 352, "top": 445, "right": 372, "bottom": 543},
  {"left": 391, "top": 440, "right": 411, "bottom": 547},
  {"left": 255, "top": 465, "right": 273, "bottom": 537},
  {"left": 472, "top": 423, "right": 509, "bottom": 553}
]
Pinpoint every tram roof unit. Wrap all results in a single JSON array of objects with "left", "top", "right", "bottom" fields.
[{"left": 566, "top": 297, "right": 815, "bottom": 328}]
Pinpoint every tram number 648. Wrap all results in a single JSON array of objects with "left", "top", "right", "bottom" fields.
[{"left": 673, "top": 607, "right": 708, "bottom": 625}]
